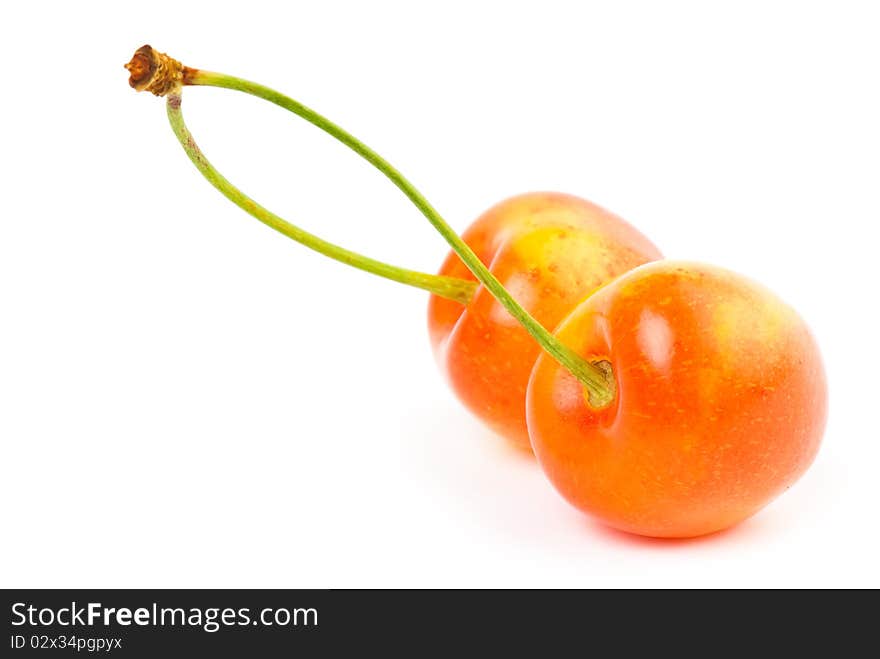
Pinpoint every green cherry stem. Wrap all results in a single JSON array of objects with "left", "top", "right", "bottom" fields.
[
  {"left": 126, "top": 45, "right": 614, "bottom": 406},
  {"left": 165, "top": 93, "right": 475, "bottom": 304}
]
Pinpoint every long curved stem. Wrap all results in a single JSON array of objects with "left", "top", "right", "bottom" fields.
[
  {"left": 164, "top": 93, "right": 475, "bottom": 304},
  {"left": 125, "top": 45, "right": 614, "bottom": 404},
  {"left": 185, "top": 71, "right": 614, "bottom": 404}
]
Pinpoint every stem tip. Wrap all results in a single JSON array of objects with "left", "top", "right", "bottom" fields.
[{"left": 125, "top": 45, "right": 193, "bottom": 96}]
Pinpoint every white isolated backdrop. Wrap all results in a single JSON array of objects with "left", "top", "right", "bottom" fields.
[{"left": 0, "top": 0, "right": 877, "bottom": 588}]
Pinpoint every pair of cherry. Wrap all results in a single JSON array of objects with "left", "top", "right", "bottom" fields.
[{"left": 128, "top": 46, "right": 827, "bottom": 538}]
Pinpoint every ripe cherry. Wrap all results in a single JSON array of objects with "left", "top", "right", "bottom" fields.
[
  {"left": 428, "top": 192, "right": 660, "bottom": 448},
  {"left": 527, "top": 261, "right": 827, "bottom": 537}
]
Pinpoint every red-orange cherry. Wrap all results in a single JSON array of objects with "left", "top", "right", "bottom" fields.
[
  {"left": 527, "top": 261, "right": 828, "bottom": 537},
  {"left": 428, "top": 192, "right": 661, "bottom": 449}
]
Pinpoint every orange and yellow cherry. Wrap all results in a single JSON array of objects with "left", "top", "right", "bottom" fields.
[
  {"left": 526, "top": 261, "right": 827, "bottom": 537},
  {"left": 428, "top": 192, "right": 660, "bottom": 449}
]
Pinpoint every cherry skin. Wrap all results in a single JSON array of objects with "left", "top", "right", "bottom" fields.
[
  {"left": 526, "top": 261, "right": 827, "bottom": 538},
  {"left": 428, "top": 192, "right": 661, "bottom": 449}
]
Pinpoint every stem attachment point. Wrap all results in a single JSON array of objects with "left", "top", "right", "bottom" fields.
[
  {"left": 125, "top": 45, "right": 193, "bottom": 96},
  {"left": 582, "top": 360, "right": 616, "bottom": 409}
]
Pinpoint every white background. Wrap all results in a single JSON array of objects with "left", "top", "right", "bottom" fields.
[{"left": 1, "top": 1, "right": 877, "bottom": 588}]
